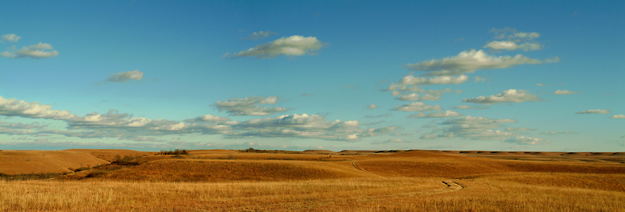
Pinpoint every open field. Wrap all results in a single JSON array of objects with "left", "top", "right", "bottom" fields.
[{"left": 1, "top": 149, "right": 624, "bottom": 211}]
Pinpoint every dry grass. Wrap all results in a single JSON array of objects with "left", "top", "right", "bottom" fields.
[
  {"left": 0, "top": 150, "right": 108, "bottom": 175},
  {"left": 1, "top": 149, "right": 624, "bottom": 211}
]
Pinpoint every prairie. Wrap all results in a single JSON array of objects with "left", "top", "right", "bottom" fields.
[{"left": 1, "top": 149, "right": 624, "bottom": 211}]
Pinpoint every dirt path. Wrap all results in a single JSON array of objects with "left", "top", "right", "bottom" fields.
[{"left": 352, "top": 161, "right": 364, "bottom": 171}]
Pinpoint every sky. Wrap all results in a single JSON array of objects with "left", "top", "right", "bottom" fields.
[{"left": 1, "top": 0, "right": 624, "bottom": 151}]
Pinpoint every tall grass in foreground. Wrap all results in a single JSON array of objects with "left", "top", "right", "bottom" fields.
[{"left": 1, "top": 175, "right": 624, "bottom": 212}]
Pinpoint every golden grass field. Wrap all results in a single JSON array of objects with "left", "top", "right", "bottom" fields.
[{"left": 1, "top": 149, "right": 624, "bottom": 211}]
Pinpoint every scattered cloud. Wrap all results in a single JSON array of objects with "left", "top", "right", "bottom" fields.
[
  {"left": 230, "top": 35, "right": 325, "bottom": 59},
  {"left": 576, "top": 109, "right": 610, "bottom": 114},
  {"left": 233, "top": 113, "right": 396, "bottom": 141},
  {"left": 0, "top": 96, "right": 76, "bottom": 120},
  {"left": 420, "top": 116, "right": 517, "bottom": 140},
  {"left": 503, "top": 136, "right": 548, "bottom": 145},
  {"left": 506, "top": 127, "right": 534, "bottom": 132},
  {"left": 553, "top": 90, "right": 579, "bottom": 95},
  {"left": 103, "top": 70, "right": 144, "bottom": 83},
  {"left": 489, "top": 28, "right": 540, "bottom": 41},
  {"left": 367, "top": 104, "right": 377, "bottom": 110},
  {"left": 240, "top": 31, "right": 277, "bottom": 40},
  {"left": 1, "top": 33, "right": 21, "bottom": 42},
  {"left": 473, "top": 76, "right": 490, "bottom": 83},
  {"left": 544, "top": 56, "right": 560, "bottom": 63},
  {"left": 365, "top": 113, "right": 391, "bottom": 118},
  {"left": 215, "top": 96, "right": 287, "bottom": 116},
  {"left": 397, "top": 75, "right": 468, "bottom": 86},
  {"left": 396, "top": 93, "right": 420, "bottom": 101},
  {"left": 454, "top": 105, "right": 472, "bottom": 109},
  {"left": 537, "top": 83, "right": 546, "bottom": 87},
  {"left": 392, "top": 102, "right": 442, "bottom": 112},
  {"left": 541, "top": 131, "right": 576, "bottom": 135},
  {"left": 405, "top": 49, "right": 543, "bottom": 76},
  {"left": 463, "top": 89, "right": 541, "bottom": 105},
  {"left": 483, "top": 40, "right": 541, "bottom": 51},
  {"left": 610, "top": 114, "right": 625, "bottom": 119},
  {"left": 1, "top": 42, "right": 59, "bottom": 59},
  {"left": 407, "top": 110, "right": 461, "bottom": 119}
]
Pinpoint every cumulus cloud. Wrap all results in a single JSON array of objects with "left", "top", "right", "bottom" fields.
[
  {"left": 503, "top": 136, "right": 548, "bottom": 145},
  {"left": 1, "top": 96, "right": 396, "bottom": 142},
  {"left": 463, "top": 89, "right": 541, "bottom": 105},
  {"left": 544, "top": 56, "right": 560, "bottom": 63},
  {"left": 367, "top": 104, "right": 377, "bottom": 110},
  {"left": 420, "top": 116, "right": 517, "bottom": 140},
  {"left": 1, "top": 33, "right": 21, "bottom": 42},
  {"left": 0, "top": 96, "right": 76, "bottom": 120},
  {"left": 490, "top": 28, "right": 540, "bottom": 41},
  {"left": 611, "top": 115, "right": 625, "bottom": 119},
  {"left": 392, "top": 102, "right": 441, "bottom": 112},
  {"left": 576, "top": 109, "right": 610, "bottom": 114},
  {"left": 454, "top": 105, "right": 473, "bottom": 109},
  {"left": 405, "top": 49, "right": 543, "bottom": 76},
  {"left": 541, "top": 131, "right": 576, "bottom": 135},
  {"left": 1, "top": 42, "right": 59, "bottom": 59},
  {"left": 506, "top": 127, "right": 534, "bottom": 131},
  {"left": 398, "top": 75, "right": 468, "bottom": 86},
  {"left": 104, "top": 70, "right": 144, "bottom": 83},
  {"left": 483, "top": 41, "right": 541, "bottom": 51},
  {"left": 215, "top": 96, "right": 287, "bottom": 116},
  {"left": 233, "top": 113, "right": 397, "bottom": 141},
  {"left": 240, "top": 31, "right": 278, "bottom": 40},
  {"left": 408, "top": 110, "right": 461, "bottom": 119},
  {"left": 396, "top": 93, "right": 420, "bottom": 101},
  {"left": 553, "top": 90, "right": 579, "bottom": 95},
  {"left": 230, "top": 35, "right": 326, "bottom": 59}
]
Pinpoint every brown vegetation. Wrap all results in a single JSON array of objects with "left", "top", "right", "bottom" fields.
[{"left": 1, "top": 149, "right": 624, "bottom": 211}]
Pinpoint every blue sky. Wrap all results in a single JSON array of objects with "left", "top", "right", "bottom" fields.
[{"left": 1, "top": 0, "right": 624, "bottom": 151}]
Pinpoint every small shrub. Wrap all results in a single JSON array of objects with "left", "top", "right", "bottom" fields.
[{"left": 85, "top": 170, "right": 107, "bottom": 178}]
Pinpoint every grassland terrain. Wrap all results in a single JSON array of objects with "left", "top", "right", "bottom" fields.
[{"left": 1, "top": 149, "right": 624, "bottom": 211}]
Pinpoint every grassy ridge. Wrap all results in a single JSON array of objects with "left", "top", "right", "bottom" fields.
[{"left": 1, "top": 149, "right": 624, "bottom": 211}]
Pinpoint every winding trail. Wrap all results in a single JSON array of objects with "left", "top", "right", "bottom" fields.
[{"left": 352, "top": 161, "right": 364, "bottom": 171}]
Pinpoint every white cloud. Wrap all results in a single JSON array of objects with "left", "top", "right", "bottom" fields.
[
  {"left": 544, "top": 56, "right": 560, "bottom": 63},
  {"left": 490, "top": 28, "right": 540, "bottom": 41},
  {"left": 463, "top": 89, "right": 541, "bottom": 105},
  {"left": 230, "top": 35, "right": 326, "bottom": 58},
  {"left": 506, "top": 127, "right": 534, "bottom": 131},
  {"left": 1, "top": 42, "right": 59, "bottom": 59},
  {"left": 454, "top": 105, "right": 473, "bottom": 109},
  {"left": 399, "top": 75, "right": 468, "bottom": 86},
  {"left": 240, "top": 31, "right": 278, "bottom": 40},
  {"left": 405, "top": 49, "right": 543, "bottom": 76},
  {"left": 483, "top": 41, "right": 541, "bottom": 51},
  {"left": 541, "top": 131, "right": 576, "bottom": 135},
  {"left": 503, "top": 136, "right": 548, "bottom": 145},
  {"left": 215, "top": 96, "right": 287, "bottom": 116},
  {"left": 104, "top": 70, "right": 144, "bottom": 83},
  {"left": 367, "top": 104, "right": 377, "bottom": 110},
  {"left": 1, "top": 33, "right": 21, "bottom": 42},
  {"left": 0, "top": 96, "right": 76, "bottom": 120},
  {"left": 396, "top": 93, "right": 420, "bottom": 101},
  {"left": 553, "top": 90, "right": 579, "bottom": 95},
  {"left": 234, "top": 113, "right": 396, "bottom": 141},
  {"left": 421, "top": 116, "right": 517, "bottom": 140},
  {"left": 576, "top": 109, "right": 610, "bottom": 114},
  {"left": 537, "top": 83, "right": 546, "bottom": 87},
  {"left": 184, "top": 114, "right": 239, "bottom": 125},
  {"left": 408, "top": 110, "right": 461, "bottom": 119},
  {"left": 610, "top": 115, "right": 625, "bottom": 119},
  {"left": 392, "top": 102, "right": 441, "bottom": 112}
]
